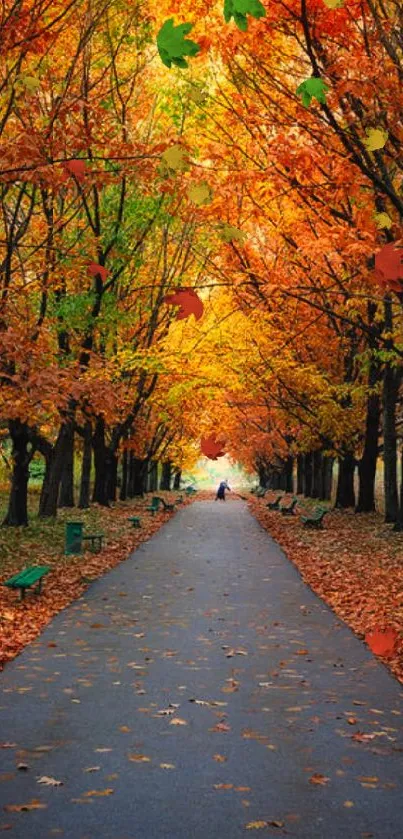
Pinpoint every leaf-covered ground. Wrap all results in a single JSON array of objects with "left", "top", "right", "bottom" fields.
[
  {"left": 0, "top": 492, "right": 194, "bottom": 670},
  {"left": 248, "top": 493, "right": 403, "bottom": 685}
]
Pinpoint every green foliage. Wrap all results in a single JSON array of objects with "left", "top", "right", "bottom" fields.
[
  {"left": 223, "top": 0, "right": 266, "bottom": 31},
  {"left": 157, "top": 19, "right": 200, "bottom": 69}
]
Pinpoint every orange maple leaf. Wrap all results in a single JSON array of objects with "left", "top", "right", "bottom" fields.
[
  {"left": 365, "top": 627, "right": 398, "bottom": 657},
  {"left": 200, "top": 436, "right": 226, "bottom": 460}
]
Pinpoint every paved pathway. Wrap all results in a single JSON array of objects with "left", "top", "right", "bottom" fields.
[{"left": 1, "top": 500, "right": 403, "bottom": 838}]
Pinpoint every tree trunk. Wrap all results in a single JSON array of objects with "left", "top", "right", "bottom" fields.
[
  {"left": 284, "top": 455, "right": 294, "bottom": 492},
  {"left": 311, "top": 451, "right": 322, "bottom": 499},
  {"left": 58, "top": 421, "right": 75, "bottom": 507},
  {"left": 130, "top": 457, "right": 147, "bottom": 496},
  {"left": 39, "top": 422, "right": 72, "bottom": 518},
  {"left": 148, "top": 460, "right": 158, "bottom": 492},
  {"left": 335, "top": 452, "right": 356, "bottom": 508},
  {"left": 160, "top": 460, "right": 172, "bottom": 491},
  {"left": 383, "top": 364, "right": 399, "bottom": 522},
  {"left": 321, "top": 456, "right": 333, "bottom": 501},
  {"left": 356, "top": 385, "right": 381, "bottom": 513},
  {"left": 173, "top": 469, "right": 181, "bottom": 489},
  {"left": 2, "top": 420, "right": 31, "bottom": 527},
  {"left": 297, "top": 455, "right": 304, "bottom": 494},
  {"left": 393, "top": 443, "right": 403, "bottom": 532},
  {"left": 257, "top": 462, "right": 268, "bottom": 487},
  {"left": 78, "top": 421, "right": 92, "bottom": 509},
  {"left": 106, "top": 451, "right": 118, "bottom": 502},
  {"left": 91, "top": 417, "right": 109, "bottom": 506},
  {"left": 120, "top": 447, "right": 128, "bottom": 501},
  {"left": 303, "top": 453, "right": 313, "bottom": 496}
]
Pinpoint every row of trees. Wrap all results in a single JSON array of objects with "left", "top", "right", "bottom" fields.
[{"left": 1, "top": 0, "right": 403, "bottom": 527}]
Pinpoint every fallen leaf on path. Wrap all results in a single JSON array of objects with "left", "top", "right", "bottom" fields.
[
  {"left": 37, "top": 776, "right": 63, "bottom": 787},
  {"left": 365, "top": 628, "right": 398, "bottom": 658},
  {"left": 213, "top": 754, "right": 227, "bottom": 762},
  {"left": 4, "top": 800, "right": 47, "bottom": 812},
  {"left": 351, "top": 732, "right": 376, "bottom": 742},
  {"left": 246, "top": 822, "right": 268, "bottom": 829},
  {"left": 309, "top": 773, "right": 330, "bottom": 785},
  {"left": 128, "top": 754, "right": 151, "bottom": 762},
  {"left": 210, "top": 721, "right": 231, "bottom": 732},
  {"left": 169, "top": 718, "right": 188, "bottom": 726},
  {"left": 84, "top": 767, "right": 100, "bottom": 773},
  {"left": 83, "top": 789, "right": 113, "bottom": 797},
  {"left": 214, "top": 783, "right": 233, "bottom": 790},
  {"left": 160, "top": 763, "right": 175, "bottom": 769}
]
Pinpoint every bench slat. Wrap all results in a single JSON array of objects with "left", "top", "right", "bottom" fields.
[{"left": 5, "top": 566, "right": 50, "bottom": 589}]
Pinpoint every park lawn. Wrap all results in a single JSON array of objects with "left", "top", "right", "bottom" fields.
[
  {"left": 0, "top": 490, "right": 190, "bottom": 670},
  {"left": 249, "top": 493, "right": 403, "bottom": 685}
]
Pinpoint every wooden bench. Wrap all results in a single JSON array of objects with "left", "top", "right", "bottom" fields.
[
  {"left": 267, "top": 494, "right": 283, "bottom": 510},
  {"left": 82, "top": 533, "right": 104, "bottom": 552},
  {"left": 156, "top": 497, "right": 176, "bottom": 512},
  {"left": 4, "top": 566, "right": 50, "bottom": 601},
  {"left": 280, "top": 497, "right": 298, "bottom": 516},
  {"left": 128, "top": 516, "right": 141, "bottom": 528},
  {"left": 301, "top": 507, "right": 329, "bottom": 529},
  {"left": 146, "top": 496, "right": 161, "bottom": 515}
]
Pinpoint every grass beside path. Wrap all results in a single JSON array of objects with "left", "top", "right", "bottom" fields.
[
  {"left": 0, "top": 491, "right": 193, "bottom": 670},
  {"left": 248, "top": 492, "right": 403, "bottom": 685}
]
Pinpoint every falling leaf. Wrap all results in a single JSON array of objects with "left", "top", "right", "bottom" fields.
[
  {"left": 219, "top": 223, "right": 247, "bottom": 244},
  {"left": 4, "top": 800, "right": 47, "bottom": 812},
  {"left": 364, "top": 128, "right": 388, "bottom": 151},
  {"left": 37, "top": 776, "right": 63, "bottom": 787},
  {"left": 83, "top": 789, "right": 113, "bottom": 797},
  {"left": 87, "top": 264, "right": 109, "bottom": 283},
  {"left": 309, "top": 773, "right": 330, "bottom": 785},
  {"left": 188, "top": 182, "right": 212, "bottom": 206},
  {"left": 224, "top": 0, "right": 266, "bottom": 32},
  {"left": 296, "top": 78, "right": 329, "bottom": 108},
  {"left": 201, "top": 436, "right": 226, "bottom": 460},
  {"left": 164, "top": 288, "right": 204, "bottom": 321},
  {"left": 161, "top": 145, "right": 188, "bottom": 172},
  {"left": 365, "top": 627, "right": 398, "bottom": 657},
  {"left": 157, "top": 19, "right": 200, "bottom": 69},
  {"left": 374, "top": 212, "right": 392, "bottom": 230},
  {"left": 62, "top": 159, "right": 86, "bottom": 182}
]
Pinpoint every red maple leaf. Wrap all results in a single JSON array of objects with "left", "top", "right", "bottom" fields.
[
  {"left": 61, "top": 159, "right": 86, "bottom": 183},
  {"left": 200, "top": 436, "right": 226, "bottom": 460},
  {"left": 374, "top": 243, "right": 403, "bottom": 288},
  {"left": 163, "top": 288, "right": 204, "bottom": 321},
  {"left": 87, "top": 262, "right": 110, "bottom": 282},
  {"left": 365, "top": 627, "right": 398, "bottom": 658}
]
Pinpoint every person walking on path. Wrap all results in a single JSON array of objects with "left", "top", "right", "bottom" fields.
[{"left": 215, "top": 479, "right": 231, "bottom": 501}]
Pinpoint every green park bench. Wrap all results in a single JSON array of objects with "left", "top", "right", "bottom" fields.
[
  {"left": 267, "top": 494, "right": 283, "bottom": 510},
  {"left": 280, "top": 497, "right": 298, "bottom": 516},
  {"left": 185, "top": 487, "right": 197, "bottom": 496},
  {"left": 156, "top": 496, "right": 176, "bottom": 512},
  {"left": 146, "top": 496, "right": 161, "bottom": 515},
  {"left": 300, "top": 507, "right": 329, "bottom": 529},
  {"left": 128, "top": 515, "right": 141, "bottom": 528},
  {"left": 4, "top": 566, "right": 50, "bottom": 601},
  {"left": 82, "top": 532, "right": 104, "bottom": 552}
]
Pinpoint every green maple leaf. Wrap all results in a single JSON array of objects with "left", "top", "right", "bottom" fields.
[
  {"left": 224, "top": 0, "right": 266, "bottom": 31},
  {"left": 296, "top": 78, "right": 329, "bottom": 107},
  {"left": 157, "top": 19, "right": 200, "bottom": 69}
]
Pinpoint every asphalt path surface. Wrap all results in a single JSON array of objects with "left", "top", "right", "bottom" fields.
[{"left": 1, "top": 499, "right": 403, "bottom": 839}]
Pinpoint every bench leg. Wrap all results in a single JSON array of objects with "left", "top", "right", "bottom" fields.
[{"left": 19, "top": 587, "right": 25, "bottom": 601}]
